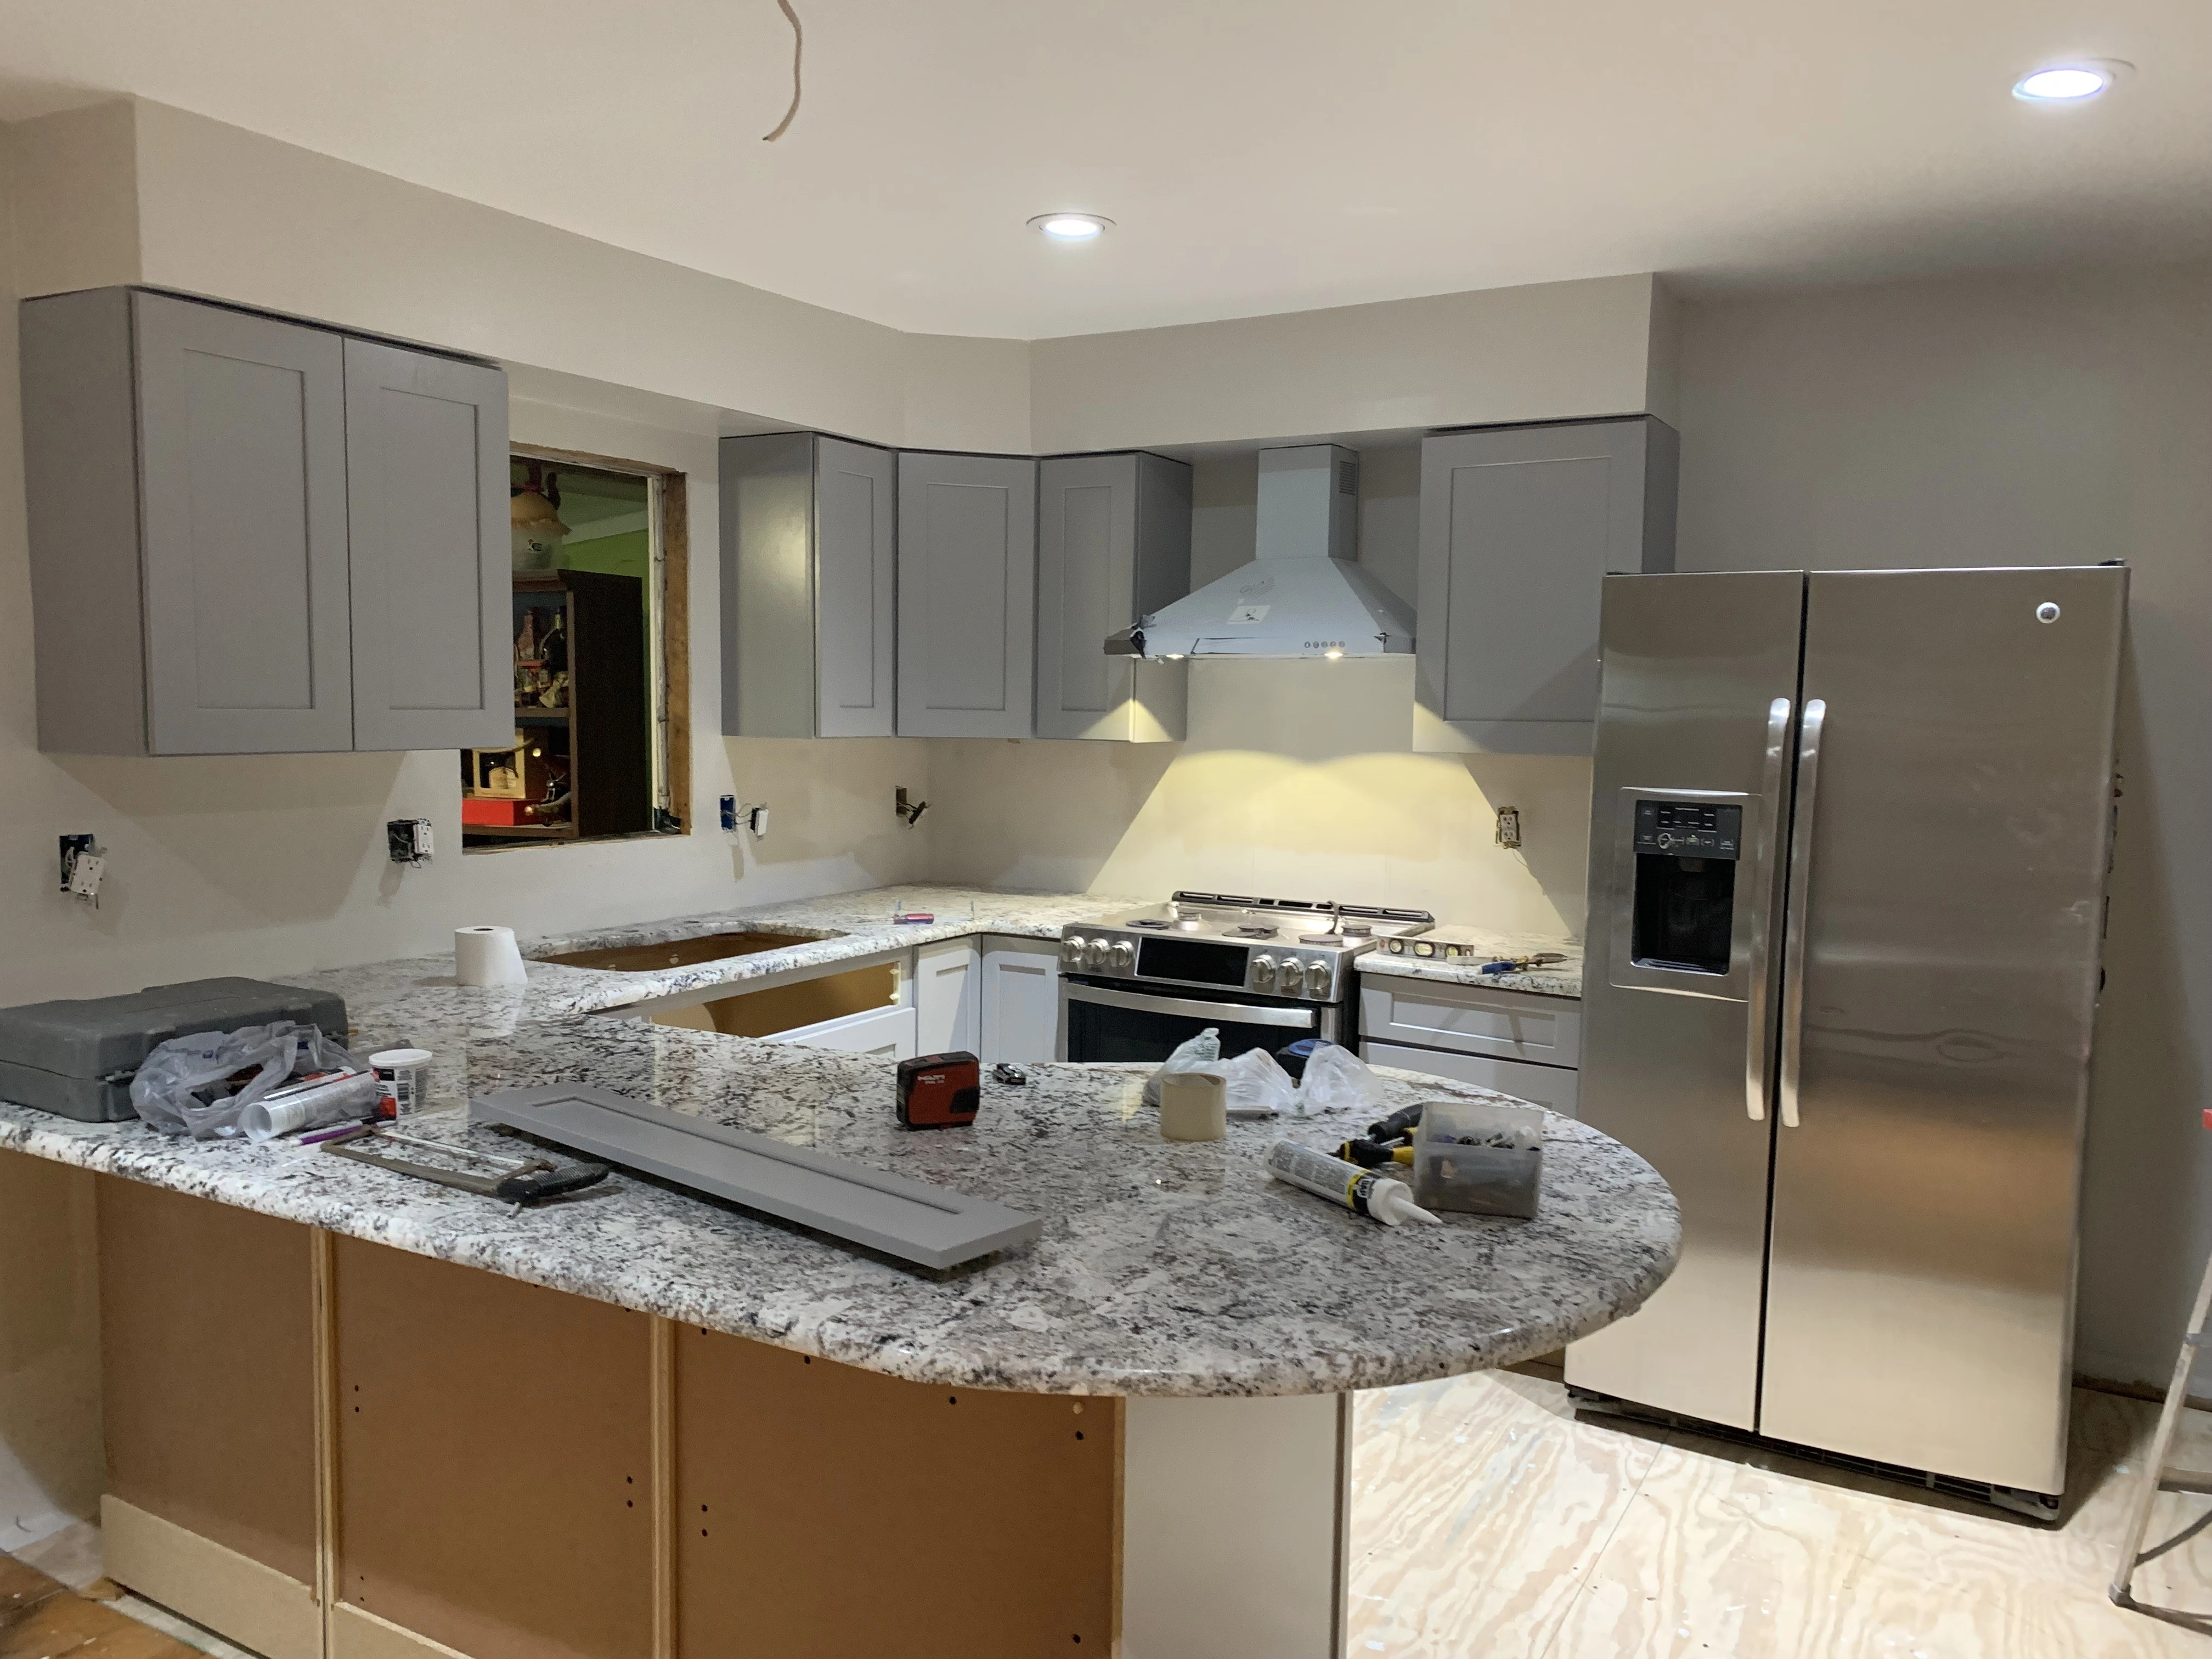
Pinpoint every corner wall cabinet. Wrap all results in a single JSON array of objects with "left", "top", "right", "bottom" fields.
[
  {"left": 896, "top": 451, "right": 1037, "bottom": 738},
  {"left": 1413, "top": 416, "right": 1677, "bottom": 756},
  {"left": 21, "top": 287, "right": 510, "bottom": 755},
  {"left": 720, "top": 431, "right": 898, "bottom": 738},
  {"left": 1035, "top": 452, "right": 1192, "bottom": 742}
]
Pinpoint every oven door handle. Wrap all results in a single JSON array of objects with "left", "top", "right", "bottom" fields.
[{"left": 1060, "top": 981, "right": 1319, "bottom": 1028}]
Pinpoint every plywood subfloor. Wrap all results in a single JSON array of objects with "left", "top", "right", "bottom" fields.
[
  {"left": 1347, "top": 1369, "right": 2212, "bottom": 1658},
  {"left": 0, "top": 1551, "right": 202, "bottom": 1659}
]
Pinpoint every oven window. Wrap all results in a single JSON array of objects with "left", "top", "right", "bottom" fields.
[{"left": 1064, "top": 996, "right": 1318, "bottom": 1066}]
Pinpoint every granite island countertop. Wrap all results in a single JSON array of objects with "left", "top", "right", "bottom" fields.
[
  {"left": 0, "top": 1022, "right": 1674, "bottom": 1397},
  {"left": 0, "top": 884, "right": 1667, "bottom": 1397}
]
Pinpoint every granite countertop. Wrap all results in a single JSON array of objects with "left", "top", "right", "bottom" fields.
[
  {"left": 0, "top": 1019, "right": 1675, "bottom": 1397},
  {"left": 1358, "top": 934, "right": 1584, "bottom": 999},
  {"left": 0, "top": 884, "right": 1668, "bottom": 1397}
]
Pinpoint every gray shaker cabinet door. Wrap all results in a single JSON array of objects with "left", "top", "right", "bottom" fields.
[
  {"left": 814, "top": 436, "right": 897, "bottom": 737},
  {"left": 1035, "top": 453, "right": 1192, "bottom": 742},
  {"left": 342, "top": 338, "right": 511, "bottom": 752},
  {"left": 133, "top": 291, "right": 355, "bottom": 754},
  {"left": 1414, "top": 417, "right": 1677, "bottom": 757},
  {"left": 896, "top": 452, "right": 1036, "bottom": 738}
]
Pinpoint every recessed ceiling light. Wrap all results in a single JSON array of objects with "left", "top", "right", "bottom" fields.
[
  {"left": 2012, "top": 60, "right": 2130, "bottom": 102},
  {"left": 1029, "top": 212, "right": 1112, "bottom": 241}
]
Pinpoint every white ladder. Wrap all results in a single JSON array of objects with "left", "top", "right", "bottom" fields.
[{"left": 2111, "top": 1244, "right": 2212, "bottom": 1617}]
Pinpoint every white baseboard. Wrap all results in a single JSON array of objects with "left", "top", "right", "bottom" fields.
[
  {"left": 331, "top": 1602, "right": 480, "bottom": 1659},
  {"left": 101, "top": 1494, "right": 320, "bottom": 1659}
]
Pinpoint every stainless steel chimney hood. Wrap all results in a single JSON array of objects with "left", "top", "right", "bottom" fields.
[{"left": 1106, "top": 444, "right": 1415, "bottom": 660}]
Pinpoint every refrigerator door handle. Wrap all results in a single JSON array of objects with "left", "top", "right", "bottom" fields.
[
  {"left": 1777, "top": 698, "right": 1826, "bottom": 1128},
  {"left": 1745, "top": 696, "right": 1793, "bottom": 1121}
]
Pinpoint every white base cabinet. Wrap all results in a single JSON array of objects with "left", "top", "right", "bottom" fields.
[
  {"left": 1361, "top": 1039, "right": 1581, "bottom": 1116},
  {"left": 1358, "top": 974, "right": 1582, "bottom": 1116},
  {"left": 980, "top": 936, "right": 1062, "bottom": 1064},
  {"left": 913, "top": 938, "right": 983, "bottom": 1056}
]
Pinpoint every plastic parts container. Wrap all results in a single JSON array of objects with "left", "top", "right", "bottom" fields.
[{"left": 1411, "top": 1098, "right": 1544, "bottom": 1219}]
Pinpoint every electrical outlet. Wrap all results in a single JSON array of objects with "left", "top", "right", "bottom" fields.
[
  {"left": 1494, "top": 806, "right": 1522, "bottom": 850},
  {"left": 59, "top": 834, "right": 94, "bottom": 892},
  {"left": 386, "top": 819, "right": 433, "bottom": 865},
  {"left": 719, "top": 794, "right": 738, "bottom": 832}
]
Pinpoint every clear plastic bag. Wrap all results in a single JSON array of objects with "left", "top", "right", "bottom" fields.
[
  {"left": 1218, "top": 1046, "right": 1298, "bottom": 1118},
  {"left": 130, "top": 1021, "right": 365, "bottom": 1141},
  {"left": 1297, "top": 1040, "right": 1387, "bottom": 1116},
  {"left": 1143, "top": 1027, "right": 1222, "bottom": 1108}
]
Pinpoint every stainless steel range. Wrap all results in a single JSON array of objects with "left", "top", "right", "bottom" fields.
[{"left": 1057, "top": 892, "right": 1434, "bottom": 1063}]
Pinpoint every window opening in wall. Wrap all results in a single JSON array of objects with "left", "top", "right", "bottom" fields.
[{"left": 462, "top": 453, "right": 688, "bottom": 850}]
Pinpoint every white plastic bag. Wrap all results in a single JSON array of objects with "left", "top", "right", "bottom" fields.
[
  {"left": 1218, "top": 1046, "right": 1298, "bottom": 1119},
  {"left": 131, "top": 1021, "right": 363, "bottom": 1141},
  {"left": 1297, "top": 1040, "right": 1387, "bottom": 1116},
  {"left": 1143, "top": 1027, "right": 1222, "bottom": 1108}
]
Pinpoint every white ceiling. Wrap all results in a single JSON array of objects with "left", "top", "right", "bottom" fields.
[{"left": 1, "top": 1, "right": 2207, "bottom": 340}]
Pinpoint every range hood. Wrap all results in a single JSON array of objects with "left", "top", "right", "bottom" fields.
[{"left": 1107, "top": 444, "right": 1415, "bottom": 659}]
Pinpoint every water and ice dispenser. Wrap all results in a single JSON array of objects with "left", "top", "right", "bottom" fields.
[{"left": 1629, "top": 800, "right": 1743, "bottom": 976}]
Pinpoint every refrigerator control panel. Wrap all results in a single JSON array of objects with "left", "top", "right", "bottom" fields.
[{"left": 1634, "top": 801, "right": 1742, "bottom": 860}]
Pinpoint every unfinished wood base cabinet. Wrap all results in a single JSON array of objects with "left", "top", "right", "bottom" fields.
[{"left": 89, "top": 1176, "right": 1347, "bottom": 1659}]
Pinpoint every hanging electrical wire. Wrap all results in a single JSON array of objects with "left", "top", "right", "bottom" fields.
[{"left": 763, "top": 0, "right": 803, "bottom": 141}]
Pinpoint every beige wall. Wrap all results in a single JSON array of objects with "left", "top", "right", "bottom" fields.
[
  {"left": 1671, "top": 263, "right": 2212, "bottom": 1388},
  {"left": 1029, "top": 273, "right": 1666, "bottom": 454},
  {"left": 0, "top": 130, "right": 935, "bottom": 1011},
  {"left": 928, "top": 447, "right": 1588, "bottom": 935},
  {"left": 9, "top": 102, "right": 1672, "bottom": 462}
]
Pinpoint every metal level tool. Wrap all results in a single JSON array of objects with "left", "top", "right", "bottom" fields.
[{"left": 321, "top": 1126, "right": 608, "bottom": 1205}]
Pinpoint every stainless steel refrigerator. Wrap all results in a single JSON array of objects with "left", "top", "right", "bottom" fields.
[{"left": 1566, "top": 566, "right": 2126, "bottom": 1511}]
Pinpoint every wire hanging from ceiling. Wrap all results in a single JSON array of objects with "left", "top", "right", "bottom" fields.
[{"left": 763, "top": 0, "right": 803, "bottom": 141}]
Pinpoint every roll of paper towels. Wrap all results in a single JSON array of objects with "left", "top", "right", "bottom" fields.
[{"left": 455, "top": 926, "right": 528, "bottom": 988}]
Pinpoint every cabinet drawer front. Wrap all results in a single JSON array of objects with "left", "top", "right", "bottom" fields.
[
  {"left": 1359, "top": 980, "right": 1581, "bottom": 1065},
  {"left": 1361, "top": 1041, "right": 1580, "bottom": 1117},
  {"left": 776, "top": 1003, "right": 918, "bottom": 1059}
]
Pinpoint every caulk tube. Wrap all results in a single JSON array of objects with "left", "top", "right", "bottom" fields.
[{"left": 1265, "top": 1139, "right": 1441, "bottom": 1227}]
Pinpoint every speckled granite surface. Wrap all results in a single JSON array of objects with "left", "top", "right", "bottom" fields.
[
  {"left": 1358, "top": 934, "right": 1584, "bottom": 999},
  {"left": 0, "top": 1027, "right": 1673, "bottom": 1396},
  {"left": 0, "top": 885, "right": 1669, "bottom": 1398}
]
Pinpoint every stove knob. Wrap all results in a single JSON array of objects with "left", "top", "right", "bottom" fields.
[
  {"left": 1061, "top": 935, "right": 1086, "bottom": 967},
  {"left": 1305, "top": 961, "right": 1331, "bottom": 998},
  {"left": 1084, "top": 938, "right": 1110, "bottom": 972},
  {"left": 1251, "top": 954, "right": 1276, "bottom": 989},
  {"left": 1110, "top": 940, "right": 1136, "bottom": 973}
]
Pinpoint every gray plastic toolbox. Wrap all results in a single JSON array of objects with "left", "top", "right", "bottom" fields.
[{"left": 0, "top": 978, "right": 350, "bottom": 1123}]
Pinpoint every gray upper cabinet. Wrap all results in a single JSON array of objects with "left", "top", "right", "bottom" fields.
[
  {"left": 1035, "top": 453, "right": 1192, "bottom": 742},
  {"left": 343, "top": 338, "right": 511, "bottom": 752},
  {"left": 21, "top": 287, "right": 509, "bottom": 755},
  {"left": 896, "top": 452, "right": 1037, "bottom": 738},
  {"left": 720, "top": 432, "right": 896, "bottom": 738},
  {"left": 1414, "top": 416, "right": 1677, "bottom": 755}
]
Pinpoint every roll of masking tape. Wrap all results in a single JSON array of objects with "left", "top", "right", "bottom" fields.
[{"left": 1160, "top": 1070, "right": 1228, "bottom": 1142}]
